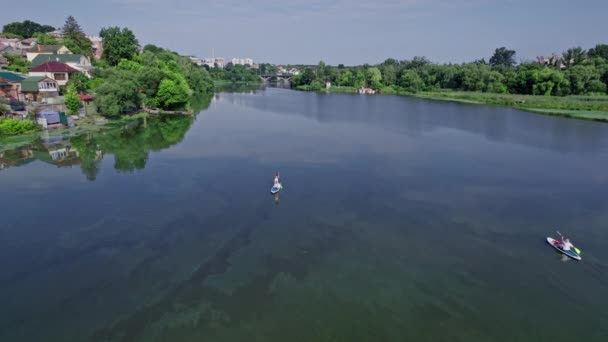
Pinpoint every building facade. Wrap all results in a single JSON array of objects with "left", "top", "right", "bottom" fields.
[{"left": 231, "top": 57, "right": 254, "bottom": 66}]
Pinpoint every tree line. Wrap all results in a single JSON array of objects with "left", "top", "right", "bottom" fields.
[
  {"left": 292, "top": 46, "right": 608, "bottom": 96},
  {"left": 207, "top": 63, "right": 261, "bottom": 83}
]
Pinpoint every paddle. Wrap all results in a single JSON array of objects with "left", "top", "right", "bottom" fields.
[{"left": 556, "top": 230, "right": 582, "bottom": 255}]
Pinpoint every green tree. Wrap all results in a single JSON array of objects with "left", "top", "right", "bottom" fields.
[
  {"left": 457, "top": 64, "right": 487, "bottom": 91},
  {"left": 489, "top": 47, "right": 517, "bottom": 68},
  {"left": 0, "top": 32, "right": 23, "bottom": 39},
  {"left": 2, "top": 20, "right": 55, "bottom": 38},
  {"left": 292, "top": 68, "right": 316, "bottom": 86},
  {"left": 366, "top": 67, "right": 382, "bottom": 88},
  {"left": 310, "top": 80, "right": 324, "bottom": 91},
  {"left": 353, "top": 71, "right": 366, "bottom": 87},
  {"left": 63, "top": 37, "right": 93, "bottom": 56},
  {"left": 399, "top": 70, "right": 423, "bottom": 93},
  {"left": 64, "top": 82, "right": 81, "bottom": 115},
  {"left": 94, "top": 70, "right": 142, "bottom": 117},
  {"left": 33, "top": 32, "right": 59, "bottom": 45},
  {"left": 316, "top": 61, "right": 327, "bottom": 80},
  {"left": 482, "top": 70, "right": 506, "bottom": 93},
  {"left": 339, "top": 70, "right": 353, "bottom": 86},
  {"left": 62, "top": 16, "right": 82, "bottom": 39},
  {"left": 117, "top": 58, "right": 143, "bottom": 71},
  {"left": 566, "top": 65, "right": 602, "bottom": 94},
  {"left": 69, "top": 72, "right": 90, "bottom": 93},
  {"left": 62, "top": 16, "right": 93, "bottom": 56},
  {"left": 381, "top": 65, "right": 397, "bottom": 87},
  {"left": 99, "top": 27, "right": 140, "bottom": 66},
  {"left": 530, "top": 67, "right": 568, "bottom": 95},
  {"left": 137, "top": 67, "right": 168, "bottom": 107},
  {"left": 588, "top": 44, "right": 608, "bottom": 60},
  {"left": 4, "top": 53, "right": 31, "bottom": 73},
  {"left": 155, "top": 79, "right": 190, "bottom": 110},
  {"left": 409, "top": 56, "right": 431, "bottom": 69},
  {"left": 562, "top": 47, "right": 587, "bottom": 68}
]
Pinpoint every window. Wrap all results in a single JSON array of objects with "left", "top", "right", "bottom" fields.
[
  {"left": 40, "top": 82, "right": 56, "bottom": 90},
  {"left": 54, "top": 73, "right": 66, "bottom": 81}
]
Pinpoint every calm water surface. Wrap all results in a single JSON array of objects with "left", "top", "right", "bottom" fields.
[{"left": 1, "top": 88, "right": 608, "bottom": 341}]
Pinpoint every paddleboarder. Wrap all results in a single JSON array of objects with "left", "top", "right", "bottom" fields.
[
  {"left": 561, "top": 237, "right": 575, "bottom": 252},
  {"left": 274, "top": 172, "right": 280, "bottom": 185}
]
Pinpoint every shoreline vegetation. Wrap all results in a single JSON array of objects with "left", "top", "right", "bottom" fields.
[
  {"left": 291, "top": 45, "right": 608, "bottom": 122},
  {"left": 298, "top": 85, "right": 608, "bottom": 122}
]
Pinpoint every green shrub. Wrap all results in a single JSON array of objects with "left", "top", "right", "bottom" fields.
[{"left": 0, "top": 118, "right": 39, "bottom": 136}]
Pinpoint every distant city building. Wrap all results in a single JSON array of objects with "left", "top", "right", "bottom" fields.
[
  {"left": 189, "top": 56, "right": 202, "bottom": 65},
  {"left": 536, "top": 54, "right": 565, "bottom": 68},
  {"left": 205, "top": 57, "right": 225, "bottom": 68},
  {"left": 190, "top": 57, "right": 225, "bottom": 68},
  {"left": 277, "top": 65, "right": 300, "bottom": 75},
  {"left": 231, "top": 57, "right": 254, "bottom": 66}
]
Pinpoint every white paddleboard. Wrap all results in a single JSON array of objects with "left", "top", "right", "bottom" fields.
[{"left": 546, "top": 237, "right": 581, "bottom": 261}]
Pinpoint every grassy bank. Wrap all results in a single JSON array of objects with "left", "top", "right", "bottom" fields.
[
  {"left": 411, "top": 91, "right": 608, "bottom": 122},
  {"left": 294, "top": 86, "right": 608, "bottom": 122}
]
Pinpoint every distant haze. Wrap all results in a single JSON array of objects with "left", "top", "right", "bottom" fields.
[{"left": 2, "top": 0, "right": 607, "bottom": 65}]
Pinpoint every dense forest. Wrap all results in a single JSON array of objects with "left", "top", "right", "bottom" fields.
[{"left": 292, "top": 46, "right": 608, "bottom": 96}]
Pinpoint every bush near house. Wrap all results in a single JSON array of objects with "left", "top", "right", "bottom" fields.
[{"left": 0, "top": 118, "right": 39, "bottom": 137}]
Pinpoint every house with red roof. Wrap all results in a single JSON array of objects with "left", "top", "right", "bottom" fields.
[{"left": 29, "top": 61, "right": 79, "bottom": 86}]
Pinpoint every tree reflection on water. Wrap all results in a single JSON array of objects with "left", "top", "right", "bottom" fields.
[{"left": 0, "top": 94, "right": 211, "bottom": 180}]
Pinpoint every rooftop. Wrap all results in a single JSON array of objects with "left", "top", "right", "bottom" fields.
[
  {"left": 31, "top": 54, "right": 85, "bottom": 67},
  {"left": 21, "top": 76, "right": 49, "bottom": 92},
  {"left": 0, "top": 71, "right": 25, "bottom": 82},
  {"left": 30, "top": 61, "right": 79, "bottom": 73},
  {"left": 32, "top": 45, "right": 67, "bottom": 53}
]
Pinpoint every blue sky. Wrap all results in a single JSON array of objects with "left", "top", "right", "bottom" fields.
[{"left": 2, "top": 0, "right": 607, "bottom": 65}]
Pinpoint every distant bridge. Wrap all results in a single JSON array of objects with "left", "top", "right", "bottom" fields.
[{"left": 260, "top": 74, "right": 294, "bottom": 82}]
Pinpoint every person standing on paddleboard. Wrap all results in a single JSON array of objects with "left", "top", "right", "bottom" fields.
[
  {"left": 274, "top": 172, "right": 280, "bottom": 185},
  {"left": 561, "top": 237, "right": 575, "bottom": 252}
]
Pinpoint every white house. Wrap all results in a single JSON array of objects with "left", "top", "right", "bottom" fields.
[
  {"left": 26, "top": 45, "right": 72, "bottom": 62},
  {"left": 28, "top": 61, "right": 79, "bottom": 87}
]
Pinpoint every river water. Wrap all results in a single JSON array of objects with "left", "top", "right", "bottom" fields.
[{"left": 1, "top": 88, "right": 608, "bottom": 341}]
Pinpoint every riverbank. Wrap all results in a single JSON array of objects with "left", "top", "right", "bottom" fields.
[
  {"left": 412, "top": 91, "right": 608, "bottom": 122},
  {"left": 299, "top": 86, "right": 608, "bottom": 122}
]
